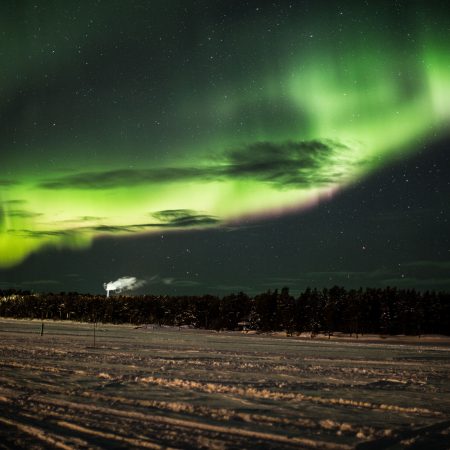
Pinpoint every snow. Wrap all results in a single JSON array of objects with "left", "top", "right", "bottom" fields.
[{"left": 0, "top": 318, "right": 449, "bottom": 449}]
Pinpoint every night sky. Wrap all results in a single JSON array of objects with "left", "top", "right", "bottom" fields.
[{"left": 1, "top": 0, "right": 449, "bottom": 295}]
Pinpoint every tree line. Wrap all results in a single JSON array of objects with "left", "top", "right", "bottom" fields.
[{"left": 0, "top": 286, "right": 449, "bottom": 336}]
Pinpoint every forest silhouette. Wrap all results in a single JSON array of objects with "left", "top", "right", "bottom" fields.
[{"left": 1, "top": 286, "right": 449, "bottom": 336}]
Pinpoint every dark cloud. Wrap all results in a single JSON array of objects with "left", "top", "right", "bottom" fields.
[
  {"left": 55, "top": 216, "right": 106, "bottom": 224},
  {"left": 87, "top": 210, "right": 220, "bottom": 232},
  {"left": 151, "top": 209, "right": 220, "bottom": 227},
  {"left": 0, "top": 204, "right": 39, "bottom": 228},
  {"left": 0, "top": 199, "right": 27, "bottom": 205},
  {"left": 86, "top": 209, "right": 220, "bottom": 233},
  {"left": 9, "top": 209, "right": 221, "bottom": 238},
  {"left": 79, "top": 216, "right": 105, "bottom": 221},
  {"left": 380, "top": 277, "right": 450, "bottom": 288},
  {"left": 38, "top": 167, "right": 210, "bottom": 190},
  {"left": 7, "top": 210, "right": 42, "bottom": 218},
  {"left": 0, "top": 179, "right": 20, "bottom": 186},
  {"left": 37, "top": 139, "right": 356, "bottom": 190},
  {"left": 9, "top": 225, "right": 144, "bottom": 237},
  {"left": 10, "top": 229, "right": 77, "bottom": 238},
  {"left": 403, "top": 260, "right": 450, "bottom": 270},
  {"left": 225, "top": 139, "right": 355, "bottom": 187},
  {"left": 89, "top": 225, "right": 139, "bottom": 233},
  {"left": 391, "top": 260, "right": 450, "bottom": 284}
]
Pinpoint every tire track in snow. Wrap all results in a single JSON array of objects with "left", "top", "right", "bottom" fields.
[
  {"left": 28, "top": 395, "right": 353, "bottom": 450},
  {"left": 1, "top": 394, "right": 185, "bottom": 449},
  {"left": 0, "top": 416, "right": 77, "bottom": 450},
  {"left": 81, "top": 391, "right": 385, "bottom": 441},
  {"left": 137, "top": 375, "right": 443, "bottom": 417},
  {"left": 56, "top": 421, "right": 176, "bottom": 450},
  {"left": 0, "top": 387, "right": 386, "bottom": 444}
]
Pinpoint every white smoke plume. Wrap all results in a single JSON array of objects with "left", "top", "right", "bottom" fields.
[{"left": 103, "top": 276, "right": 145, "bottom": 297}]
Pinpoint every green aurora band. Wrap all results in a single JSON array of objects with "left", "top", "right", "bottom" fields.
[{"left": 1, "top": 2, "right": 449, "bottom": 268}]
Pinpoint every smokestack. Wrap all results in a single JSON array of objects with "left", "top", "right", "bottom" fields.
[{"left": 103, "top": 276, "right": 145, "bottom": 297}]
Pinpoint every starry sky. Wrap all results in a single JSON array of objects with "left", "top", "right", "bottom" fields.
[{"left": 1, "top": 0, "right": 449, "bottom": 295}]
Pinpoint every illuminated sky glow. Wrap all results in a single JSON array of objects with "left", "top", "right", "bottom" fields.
[{"left": 1, "top": 1, "right": 449, "bottom": 293}]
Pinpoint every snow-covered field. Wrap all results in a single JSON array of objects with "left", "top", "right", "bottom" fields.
[{"left": 0, "top": 319, "right": 449, "bottom": 449}]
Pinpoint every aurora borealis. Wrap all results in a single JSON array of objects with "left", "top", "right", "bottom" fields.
[{"left": 1, "top": 1, "right": 449, "bottom": 294}]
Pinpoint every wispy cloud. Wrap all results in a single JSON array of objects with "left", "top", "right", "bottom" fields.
[
  {"left": 8, "top": 209, "right": 222, "bottom": 238},
  {"left": 225, "top": 139, "right": 357, "bottom": 188},
  {"left": 151, "top": 209, "right": 220, "bottom": 227},
  {"left": 7, "top": 210, "right": 42, "bottom": 218},
  {"left": 21, "top": 279, "right": 61, "bottom": 286},
  {"left": 0, "top": 179, "right": 20, "bottom": 187},
  {"left": 37, "top": 139, "right": 359, "bottom": 191},
  {"left": 38, "top": 167, "right": 209, "bottom": 190},
  {"left": 146, "top": 274, "right": 201, "bottom": 288},
  {"left": 402, "top": 260, "right": 450, "bottom": 270},
  {"left": 261, "top": 265, "right": 450, "bottom": 291},
  {"left": 380, "top": 277, "right": 450, "bottom": 288},
  {"left": 0, "top": 199, "right": 27, "bottom": 205},
  {"left": 9, "top": 229, "right": 77, "bottom": 238}
]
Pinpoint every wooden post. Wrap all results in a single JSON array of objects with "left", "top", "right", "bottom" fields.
[{"left": 40, "top": 322, "right": 44, "bottom": 336}]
